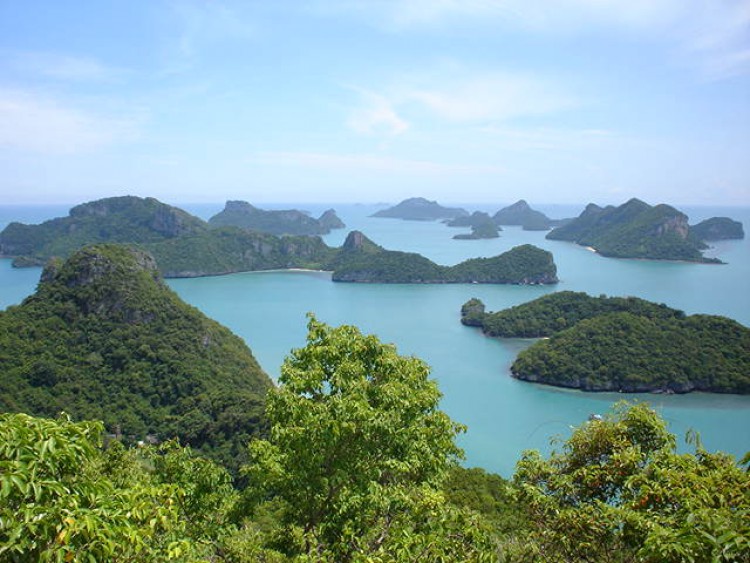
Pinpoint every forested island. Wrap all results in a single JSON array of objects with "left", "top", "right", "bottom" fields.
[
  {"left": 371, "top": 197, "right": 469, "bottom": 221},
  {"left": 208, "top": 200, "right": 345, "bottom": 235},
  {"left": 1, "top": 248, "right": 748, "bottom": 560},
  {"left": 449, "top": 212, "right": 501, "bottom": 240},
  {"left": 491, "top": 200, "right": 563, "bottom": 231},
  {"left": 331, "top": 231, "right": 557, "bottom": 284},
  {"left": 462, "top": 292, "right": 750, "bottom": 394},
  {"left": 0, "top": 196, "right": 558, "bottom": 284},
  {"left": 0, "top": 245, "right": 272, "bottom": 470},
  {"left": 546, "top": 198, "right": 744, "bottom": 262}
]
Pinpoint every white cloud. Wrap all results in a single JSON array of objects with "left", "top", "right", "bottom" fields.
[
  {"left": 0, "top": 89, "right": 140, "bottom": 154},
  {"left": 346, "top": 88, "right": 409, "bottom": 135},
  {"left": 250, "top": 151, "right": 502, "bottom": 175},
  {"left": 346, "top": 67, "right": 577, "bottom": 134}
]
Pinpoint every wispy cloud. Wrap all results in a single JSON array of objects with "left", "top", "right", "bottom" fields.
[
  {"left": 8, "top": 52, "right": 127, "bottom": 82},
  {"left": 346, "top": 88, "right": 409, "bottom": 135},
  {"left": 346, "top": 66, "right": 577, "bottom": 136},
  {"left": 0, "top": 89, "right": 140, "bottom": 154},
  {"left": 250, "top": 151, "right": 503, "bottom": 175},
  {"left": 318, "top": 0, "right": 750, "bottom": 79}
]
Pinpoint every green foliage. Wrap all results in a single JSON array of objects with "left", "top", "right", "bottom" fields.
[
  {"left": 241, "top": 316, "right": 499, "bottom": 561},
  {"left": 0, "top": 244, "right": 272, "bottom": 470},
  {"left": 513, "top": 402, "right": 750, "bottom": 562},
  {"left": 447, "top": 245, "right": 557, "bottom": 284},
  {"left": 0, "top": 413, "right": 203, "bottom": 562},
  {"left": 465, "top": 291, "right": 683, "bottom": 337},
  {"left": 512, "top": 311, "right": 750, "bottom": 393},
  {"left": 546, "top": 198, "right": 719, "bottom": 262},
  {"left": 492, "top": 200, "right": 552, "bottom": 230}
]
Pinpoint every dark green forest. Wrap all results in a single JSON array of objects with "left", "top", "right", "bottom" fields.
[{"left": 0, "top": 245, "right": 272, "bottom": 470}]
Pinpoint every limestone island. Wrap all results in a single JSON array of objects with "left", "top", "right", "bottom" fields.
[
  {"left": 208, "top": 200, "right": 345, "bottom": 235},
  {"left": 492, "top": 200, "right": 568, "bottom": 231},
  {"left": 546, "top": 198, "right": 744, "bottom": 263},
  {"left": 371, "top": 197, "right": 468, "bottom": 221},
  {"left": 0, "top": 196, "right": 557, "bottom": 284},
  {"left": 461, "top": 292, "right": 750, "bottom": 394}
]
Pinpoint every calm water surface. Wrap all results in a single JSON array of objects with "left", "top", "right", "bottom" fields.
[{"left": 2, "top": 202, "right": 749, "bottom": 476}]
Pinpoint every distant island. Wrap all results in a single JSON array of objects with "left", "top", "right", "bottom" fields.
[
  {"left": 545, "top": 198, "right": 744, "bottom": 262},
  {"left": 0, "top": 244, "right": 273, "bottom": 470},
  {"left": 332, "top": 231, "right": 557, "bottom": 284},
  {"left": 449, "top": 212, "right": 501, "bottom": 240},
  {"left": 690, "top": 217, "right": 744, "bottom": 241},
  {"left": 0, "top": 196, "right": 557, "bottom": 284},
  {"left": 208, "top": 200, "right": 345, "bottom": 235},
  {"left": 492, "top": 200, "right": 565, "bottom": 231},
  {"left": 461, "top": 292, "right": 750, "bottom": 394},
  {"left": 371, "top": 197, "right": 469, "bottom": 221}
]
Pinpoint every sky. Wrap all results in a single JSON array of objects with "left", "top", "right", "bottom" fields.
[{"left": 0, "top": 1, "right": 749, "bottom": 206}]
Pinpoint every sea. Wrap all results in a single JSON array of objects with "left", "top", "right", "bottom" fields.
[{"left": 1, "top": 202, "right": 749, "bottom": 477}]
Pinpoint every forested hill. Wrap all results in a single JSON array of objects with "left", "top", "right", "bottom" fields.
[
  {"left": 461, "top": 291, "right": 683, "bottom": 337},
  {"left": 545, "top": 198, "right": 720, "bottom": 262},
  {"left": 461, "top": 292, "right": 750, "bottom": 394},
  {"left": 0, "top": 196, "right": 207, "bottom": 265},
  {"left": 331, "top": 231, "right": 558, "bottom": 284},
  {"left": 0, "top": 244, "right": 273, "bottom": 469},
  {"left": 208, "top": 200, "right": 345, "bottom": 235}
]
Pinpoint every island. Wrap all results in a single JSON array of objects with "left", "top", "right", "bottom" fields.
[
  {"left": 332, "top": 231, "right": 557, "bottom": 284},
  {"left": 0, "top": 244, "right": 273, "bottom": 469},
  {"left": 371, "top": 197, "right": 469, "bottom": 221},
  {"left": 492, "top": 200, "right": 560, "bottom": 231},
  {"left": 449, "top": 212, "right": 501, "bottom": 240},
  {"left": 0, "top": 195, "right": 558, "bottom": 284},
  {"left": 208, "top": 200, "right": 345, "bottom": 235},
  {"left": 461, "top": 292, "right": 750, "bottom": 394},
  {"left": 690, "top": 217, "right": 744, "bottom": 241},
  {"left": 0, "top": 195, "right": 207, "bottom": 265},
  {"left": 545, "top": 198, "right": 724, "bottom": 262}
]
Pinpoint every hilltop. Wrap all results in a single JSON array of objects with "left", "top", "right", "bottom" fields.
[
  {"left": 0, "top": 196, "right": 207, "bottom": 266},
  {"left": 208, "top": 200, "right": 345, "bottom": 235},
  {"left": 0, "top": 244, "right": 273, "bottom": 468},
  {"left": 546, "top": 198, "right": 721, "bottom": 262},
  {"left": 371, "top": 197, "right": 469, "bottom": 221}
]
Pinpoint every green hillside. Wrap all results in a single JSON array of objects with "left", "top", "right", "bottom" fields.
[{"left": 0, "top": 244, "right": 273, "bottom": 468}]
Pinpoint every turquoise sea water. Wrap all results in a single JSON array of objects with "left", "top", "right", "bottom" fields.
[{"left": 1, "top": 202, "right": 749, "bottom": 476}]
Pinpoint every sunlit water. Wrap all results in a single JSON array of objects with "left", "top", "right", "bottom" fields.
[{"left": 2, "top": 202, "right": 749, "bottom": 476}]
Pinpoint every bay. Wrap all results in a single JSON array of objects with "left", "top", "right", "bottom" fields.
[{"left": 1, "top": 202, "right": 749, "bottom": 476}]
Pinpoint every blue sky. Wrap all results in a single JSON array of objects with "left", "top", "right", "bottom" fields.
[{"left": 0, "top": 1, "right": 748, "bottom": 205}]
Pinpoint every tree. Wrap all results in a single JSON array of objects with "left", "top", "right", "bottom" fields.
[
  {"left": 512, "top": 402, "right": 750, "bottom": 562},
  {"left": 242, "top": 315, "right": 496, "bottom": 561}
]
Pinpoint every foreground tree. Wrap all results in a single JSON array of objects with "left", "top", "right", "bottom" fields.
[
  {"left": 512, "top": 402, "right": 750, "bottom": 562},
  {"left": 242, "top": 315, "right": 498, "bottom": 561}
]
